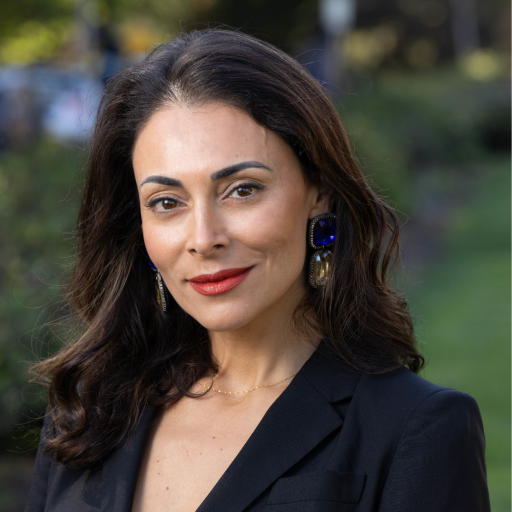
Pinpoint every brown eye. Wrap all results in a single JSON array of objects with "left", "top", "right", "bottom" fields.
[
  {"left": 232, "top": 186, "right": 254, "bottom": 198},
  {"left": 227, "top": 182, "right": 264, "bottom": 199},
  {"left": 150, "top": 197, "right": 179, "bottom": 212},
  {"left": 162, "top": 199, "right": 177, "bottom": 210}
]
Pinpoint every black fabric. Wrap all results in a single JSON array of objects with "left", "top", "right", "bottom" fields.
[
  {"left": 25, "top": 346, "right": 491, "bottom": 512},
  {"left": 266, "top": 471, "right": 366, "bottom": 504}
]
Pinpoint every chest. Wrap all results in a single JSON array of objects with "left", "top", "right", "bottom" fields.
[{"left": 132, "top": 392, "right": 280, "bottom": 512}]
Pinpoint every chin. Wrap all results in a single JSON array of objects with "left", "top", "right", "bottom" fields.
[
  {"left": 170, "top": 277, "right": 302, "bottom": 334},
  {"left": 189, "top": 309, "right": 257, "bottom": 333},
  {"left": 169, "top": 291, "right": 251, "bottom": 330}
]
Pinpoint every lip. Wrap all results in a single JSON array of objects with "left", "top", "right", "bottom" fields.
[{"left": 188, "top": 267, "right": 253, "bottom": 296}]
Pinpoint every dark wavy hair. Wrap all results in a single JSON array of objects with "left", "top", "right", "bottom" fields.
[{"left": 31, "top": 28, "right": 424, "bottom": 468}]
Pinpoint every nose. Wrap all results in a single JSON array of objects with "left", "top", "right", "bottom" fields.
[{"left": 185, "top": 205, "right": 230, "bottom": 257}]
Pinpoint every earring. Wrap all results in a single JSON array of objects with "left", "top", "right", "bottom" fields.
[
  {"left": 148, "top": 259, "right": 167, "bottom": 311},
  {"left": 308, "top": 213, "right": 336, "bottom": 288},
  {"left": 155, "top": 271, "right": 167, "bottom": 311}
]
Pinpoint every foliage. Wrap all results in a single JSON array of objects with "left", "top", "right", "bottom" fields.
[
  {"left": 336, "top": 68, "right": 510, "bottom": 211},
  {"left": 408, "top": 159, "right": 511, "bottom": 511},
  {"left": 190, "top": 0, "right": 319, "bottom": 49},
  {"left": 1, "top": 1, "right": 510, "bottom": 70},
  {"left": 0, "top": 0, "right": 73, "bottom": 41},
  {"left": 0, "top": 138, "right": 84, "bottom": 450}
]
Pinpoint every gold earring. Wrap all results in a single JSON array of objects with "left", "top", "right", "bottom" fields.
[
  {"left": 147, "top": 256, "right": 167, "bottom": 311},
  {"left": 155, "top": 271, "right": 167, "bottom": 311}
]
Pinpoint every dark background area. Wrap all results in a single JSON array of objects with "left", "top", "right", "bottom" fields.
[{"left": 0, "top": 0, "right": 510, "bottom": 510}]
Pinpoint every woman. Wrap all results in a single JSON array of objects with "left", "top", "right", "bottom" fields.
[{"left": 26, "top": 29, "right": 490, "bottom": 512}]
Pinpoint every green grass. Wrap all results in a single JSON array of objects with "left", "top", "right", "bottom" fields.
[{"left": 406, "top": 159, "right": 511, "bottom": 511}]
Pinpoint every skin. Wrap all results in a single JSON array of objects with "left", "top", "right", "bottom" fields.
[{"left": 131, "top": 103, "right": 330, "bottom": 511}]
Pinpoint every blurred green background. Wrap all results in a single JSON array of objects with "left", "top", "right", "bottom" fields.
[{"left": 0, "top": 1, "right": 510, "bottom": 511}]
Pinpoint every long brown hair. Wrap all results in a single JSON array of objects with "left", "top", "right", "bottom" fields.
[{"left": 31, "top": 28, "right": 423, "bottom": 468}]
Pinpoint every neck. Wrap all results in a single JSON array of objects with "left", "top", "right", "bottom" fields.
[{"left": 207, "top": 288, "right": 321, "bottom": 391}]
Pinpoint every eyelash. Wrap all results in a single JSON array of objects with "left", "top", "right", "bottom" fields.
[{"left": 145, "top": 182, "right": 265, "bottom": 213}]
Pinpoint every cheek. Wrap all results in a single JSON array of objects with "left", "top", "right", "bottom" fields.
[
  {"left": 141, "top": 216, "right": 183, "bottom": 271},
  {"left": 238, "top": 189, "right": 310, "bottom": 279}
]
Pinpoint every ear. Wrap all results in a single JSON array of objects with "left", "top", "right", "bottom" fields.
[{"left": 307, "top": 185, "right": 333, "bottom": 220}]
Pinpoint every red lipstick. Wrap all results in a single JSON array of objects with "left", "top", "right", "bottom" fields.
[{"left": 188, "top": 267, "right": 253, "bottom": 296}]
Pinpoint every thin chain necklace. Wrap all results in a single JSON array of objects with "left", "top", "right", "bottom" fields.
[{"left": 197, "top": 371, "right": 298, "bottom": 395}]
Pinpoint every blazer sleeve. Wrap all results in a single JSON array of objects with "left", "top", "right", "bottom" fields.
[
  {"left": 25, "top": 410, "right": 53, "bottom": 512},
  {"left": 379, "top": 388, "right": 490, "bottom": 512}
]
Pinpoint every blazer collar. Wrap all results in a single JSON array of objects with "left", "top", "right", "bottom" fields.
[
  {"left": 101, "top": 342, "right": 361, "bottom": 512},
  {"left": 102, "top": 405, "right": 156, "bottom": 512},
  {"left": 300, "top": 342, "right": 361, "bottom": 403},
  {"left": 197, "top": 346, "right": 361, "bottom": 512}
]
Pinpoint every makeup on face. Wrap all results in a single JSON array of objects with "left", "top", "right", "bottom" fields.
[
  {"left": 139, "top": 161, "right": 270, "bottom": 216},
  {"left": 188, "top": 267, "right": 253, "bottom": 296},
  {"left": 140, "top": 161, "right": 272, "bottom": 190},
  {"left": 133, "top": 103, "right": 324, "bottom": 333}
]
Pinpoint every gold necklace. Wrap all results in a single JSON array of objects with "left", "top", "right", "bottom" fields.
[{"left": 197, "top": 371, "right": 298, "bottom": 395}]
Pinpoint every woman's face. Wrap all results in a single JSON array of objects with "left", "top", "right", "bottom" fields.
[{"left": 132, "top": 103, "right": 329, "bottom": 333}]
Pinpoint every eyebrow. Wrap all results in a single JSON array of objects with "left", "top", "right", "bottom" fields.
[
  {"left": 210, "top": 161, "right": 272, "bottom": 181},
  {"left": 140, "top": 176, "right": 183, "bottom": 188},
  {"left": 139, "top": 161, "right": 272, "bottom": 188}
]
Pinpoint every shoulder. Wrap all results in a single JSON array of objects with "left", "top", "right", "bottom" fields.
[
  {"left": 306, "top": 347, "right": 481, "bottom": 424},
  {"left": 342, "top": 366, "right": 486, "bottom": 481},
  {"left": 351, "top": 366, "right": 484, "bottom": 446},
  {"left": 372, "top": 371, "right": 490, "bottom": 510},
  {"left": 304, "top": 355, "right": 489, "bottom": 510},
  {"left": 361, "top": 366, "right": 480, "bottom": 415}
]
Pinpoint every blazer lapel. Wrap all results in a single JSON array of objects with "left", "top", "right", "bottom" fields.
[
  {"left": 197, "top": 347, "right": 361, "bottom": 512},
  {"left": 96, "top": 344, "right": 360, "bottom": 512},
  {"left": 101, "top": 405, "right": 157, "bottom": 512}
]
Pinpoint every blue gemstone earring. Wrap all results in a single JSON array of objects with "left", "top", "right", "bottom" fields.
[
  {"left": 308, "top": 213, "right": 336, "bottom": 288},
  {"left": 148, "top": 259, "right": 167, "bottom": 311}
]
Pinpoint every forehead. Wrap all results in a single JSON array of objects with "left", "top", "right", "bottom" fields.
[{"left": 132, "top": 103, "right": 294, "bottom": 180}]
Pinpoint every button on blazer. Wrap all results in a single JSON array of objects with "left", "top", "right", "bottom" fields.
[{"left": 25, "top": 345, "right": 491, "bottom": 512}]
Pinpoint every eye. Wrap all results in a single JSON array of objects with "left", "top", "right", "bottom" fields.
[
  {"left": 228, "top": 183, "right": 263, "bottom": 199},
  {"left": 148, "top": 197, "right": 180, "bottom": 212}
]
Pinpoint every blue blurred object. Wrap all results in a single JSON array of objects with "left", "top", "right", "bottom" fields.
[{"left": 0, "top": 65, "right": 104, "bottom": 148}]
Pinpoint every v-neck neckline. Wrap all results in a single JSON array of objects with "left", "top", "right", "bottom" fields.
[
  {"left": 101, "top": 342, "right": 361, "bottom": 512},
  {"left": 194, "top": 344, "right": 360, "bottom": 511}
]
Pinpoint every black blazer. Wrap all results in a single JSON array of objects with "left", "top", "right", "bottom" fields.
[{"left": 26, "top": 346, "right": 490, "bottom": 512}]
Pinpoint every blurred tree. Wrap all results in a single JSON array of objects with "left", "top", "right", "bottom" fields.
[
  {"left": 189, "top": 0, "right": 318, "bottom": 50},
  {"left": 0, "top": 0, "right": 72, "bottom": 40},
  {"left": 449, "top": 0, "right": 480, "bottom": 57},
  {"left": 346, "top": 0, "right": 509, "bottom": 69},
  {"left": 0, "top": 0, "right": 509, "bottom": 70},
  {"left": 0, "top": 137, "right": 83, "bottom": 451}
]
